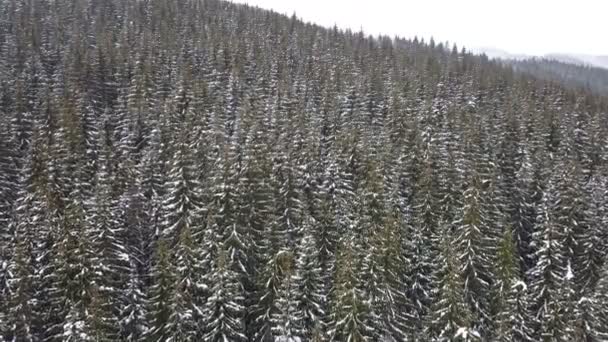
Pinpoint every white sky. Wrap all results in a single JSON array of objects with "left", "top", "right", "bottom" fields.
[{"left": 230, "top": 0, "right": 608, "bottom": 56}]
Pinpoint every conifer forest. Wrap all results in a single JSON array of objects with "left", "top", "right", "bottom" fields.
[{"left": 1, "top": 0, "right": 608, "bottom": 341}]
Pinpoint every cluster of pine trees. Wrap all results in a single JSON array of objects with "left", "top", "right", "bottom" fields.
[{"left": 0, "top": 0, "right": 607, "bottom": 341}]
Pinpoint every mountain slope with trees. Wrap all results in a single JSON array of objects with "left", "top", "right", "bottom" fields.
[{"left": 0, "top": 0, "right": 607, "bottom": 341}]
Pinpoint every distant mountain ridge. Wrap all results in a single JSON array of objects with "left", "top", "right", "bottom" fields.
[
  {"left": 471, "top": 48, "right": 608, "bottom": 95},
  {"left": 473, "top": 47, "right": 608, "bottom": 70},
  {"left": 508, "top": 57, "right": 608, "bottom": 95},
  {"left": 469, "top": 47, "right": 529, "bottom": 61},
  {"left": 545, "top": 53, "right": 608, "bottom": 70}
]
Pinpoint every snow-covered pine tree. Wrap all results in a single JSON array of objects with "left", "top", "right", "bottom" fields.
[
  {"left": 549, "top": 156, "right": 596, "bottom": 295},
  {"left": 578, "top": 169, "right": 608, "bottom": 294},
  {"left": 24, "top": 120, "right": 58, "bottom": 341},
  {"left": 311, "top": 179, "right": 340, "bottom": 306},
  {"left": 168, "top": 222, "right": 206, "bottom": 340},
  {"left": 238, "top": 106, "right": 277, "bottom": 323},
  {"left": 208, "top": 139, "right": 246, "bottom": 270},
  {"left": 591, "top": 262, "right": 608, "bottom": 340},
  {"left": 328, "top": 236, "right": 373, "bottom": 342},
  {"left": 145, "top": 239, "right": 176, "bottom": 341},
  {"left": 159, "top": 92, "right": 204, "bottom": 243},
  {"left": 527, "top": 187, "right": 570, "bottom": 340},
  {"left": 9, "top": 62, "right": 35, "bottom": 158},
  {"left": 357, "top": 161, "right": 410, "bottom": 340},
  {"left": 296, "top": 217, "right": 327, "bottom": 340},
  {"left": 139, "top": 124, "right": 166, "bottom": 238},
  {"left": 455, "top": 171, "right": 494, "bottom": 334},
  {"left": 270, "top": 250, "right": 304, "bottom": 341},
  {"left": 114, "top": 173, "right": 151, "bottom": 340},
  {"left": 6, "top": 213, "right": 37, "bottom": 342},
  {"left": 0, "top": 124, "right": 15, "bottom": 341},
  {"left": 407, "top": 156, "right": 441, "bottom": 334},
  {"left": 85, "top": 118, "right": 128, "bottom": 339},
  {"left": 120, "top": 262, "right": 148, "bottom": 342},
  {"left": 428, "top": 227, "right": 474, "bottom": 341},
  {"left": 490, "top": 226, "right": 534, "bottom": 341},
  {"left": 203, "top": 247, "right": 247, "bottom": 342},
  {"left": 271, "top": 96, "right": 305, "bottom": 250},
  {"left": 513, "top": 145, "right": 546, "bottom": 278},
  {"left": 153, "top": 87, "right": 208, "bottom": 339},
  {"left": 46, "top": 190, "right": 96, "bottom": 341},
  {"left": 4, "top": 147, "right": 49, "bottom": 341},
  {"left": 251, "top": 241, "right": 292, "bottom": 342}
]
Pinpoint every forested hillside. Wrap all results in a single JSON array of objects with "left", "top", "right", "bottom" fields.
[{"left": 1, "top": 0, "right": 608, "bottom": 341}]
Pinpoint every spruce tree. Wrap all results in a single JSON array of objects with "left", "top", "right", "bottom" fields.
[
  {"left": 270, "top": 250, "right": 304, "bottom": 341},
  {"left": 86, "top": 120, "right": 127, "bottom": 339},
  {"left": 203, "top": 247, "right": 247, "bottom": 342},
  {"left": 6, "top": 224, "right": 37, "bottom": 342},
  {"left": 527, "top": 195, "right": 570, "bottom": 340},
  {"left": 296, "top": 217, "right": 327, "bottom": 339},
  {"left": 4, "top": 149, "right": 44, "bottom": 341},
  {"left": 591, "top": 263, "right": 608, "bottom": 340},
  {"left": 428, "top": 228, "right": 473, "bottom": 341},
  {"left": 145, "top": 239, "right": 175, "bottom": 342},
  {"left": 455, "top": 172, "right": 494, "bottom": 333},
  {"left": 491, "top": 227, "right": 534, "bottom": 341},
  {"left": 328, "top": 236, "right": 373, "bottom": 342},
  {"left": 407, "top": 158, "right": 440, "bottom": 334}
]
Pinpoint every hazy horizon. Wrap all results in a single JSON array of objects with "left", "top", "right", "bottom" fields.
[{"left": 231, "top": 0, "right": 608, "bottom": 56}]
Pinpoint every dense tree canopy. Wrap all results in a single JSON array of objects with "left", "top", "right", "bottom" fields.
[{"left": 0, "top": 0, "right": 607, "bottom": 341}]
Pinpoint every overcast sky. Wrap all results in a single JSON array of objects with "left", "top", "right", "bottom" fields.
[{"left": 230, "top": 0, "right": 608, "bottom": 56}]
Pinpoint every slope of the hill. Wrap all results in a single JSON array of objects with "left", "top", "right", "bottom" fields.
[{"left": 0, "top": 0, "right": 607, "bottom": 341}]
